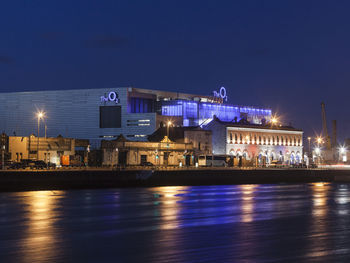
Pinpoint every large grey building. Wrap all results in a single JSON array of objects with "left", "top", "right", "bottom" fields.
[{"left": 0, "top": 87, "right": 272, "bottom": 146}]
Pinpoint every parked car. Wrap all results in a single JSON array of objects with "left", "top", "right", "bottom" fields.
[
  {"left": 32, "top": 160, "right": 47, "bottom": 169},
  {"left": 20, "top": 159, "right": 36, "bottom": 169},
  {"left": 292, "top": 163, "right": 307, "bottom": 168},
  {"left": 269, "top": 160, "right": 283, "bottom": 168},
  {"left": 47, "top": 162, "right": 56, "bottom": 169},
  {"left": 8, "top": 162, "right": 23, "bottom": 169},
  {"left": 141, "top": 161, "right": 154, "bottom": 166}
]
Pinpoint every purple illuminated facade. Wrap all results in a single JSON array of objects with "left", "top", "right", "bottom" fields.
[{"left": 159, "top": 99, "right": 271, "bottom": 127}]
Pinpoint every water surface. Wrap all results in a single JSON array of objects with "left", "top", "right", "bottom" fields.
[{"left": 1, "top": 183, "right": 350, "bottom": 262}]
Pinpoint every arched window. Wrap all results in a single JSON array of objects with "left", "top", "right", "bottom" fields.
[
  {"left": 235, "top": 134, "right": 238, "bottom": 142},
  {"left": 259, "top": 136, "right": 262, "bottom": 144},
  {"left": 230, "top": 133, "right": 232, "bottom": 142},
  {"left": 272, "top": 136, "right": 275, "bottom": 144},
  {"left": 254, "top": 135, "right": 257, "bottom": 143},
  {"left": 240, "top": 134, "right": 243, "bottom": 143},
  {"left": 281, "top": 136, "right": 283, "bottom": 145},
  {"left": 277, "top": 136, "right": 279, "bottom": 144},
  {"left": 263, "top": 136, "right": 266, "bottom": 144}
]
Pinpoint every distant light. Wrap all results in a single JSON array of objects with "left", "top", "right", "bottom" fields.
[
  {"left": 315, "top": 147, "right": 321, "bottom": 154},
  {"left": 340, "top": 147, "right": 346, "bottom": 154},
  {"left": 271, "top": 117, "right": 278, "bottom": 125},
  {"left": 317, "top": 137, "right": 323, "bottom": 144},
  {"left": 37, "top": 111, "right": 45, "bottom": 119}
]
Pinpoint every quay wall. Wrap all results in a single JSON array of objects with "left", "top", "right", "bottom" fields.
[{"left": 0, "top": 168, "right": 343, "bottom": 192}]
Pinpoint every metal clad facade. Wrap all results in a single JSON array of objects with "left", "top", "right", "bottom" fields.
[{"left": 0, "top": 88, "right": 156, "bottom": 142}]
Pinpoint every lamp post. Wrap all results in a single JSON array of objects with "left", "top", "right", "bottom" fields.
[
  {"left": 36, "top": 111, "right": 44, "bottom": 160},
  {"left": 167, "top": 121, "right": 172, "bottom": 139},
  {"left": 315, "top": 137, "right": 323, "bottom": 165},
  {"left": 271, "top": 117, "right": 278, "bottom": 126},
  {"left": 340, "top": 147, "right": 347, "bottom": 162},
  {"left": 86, "top": 144, "right": 90, "bottom": 168},
  {"left": 1, "top": 145, "right": 5, "bottom": 170},
  {"left": 307, "top": 137, "right": 311, "bottom": 157},
  {"left": 115, "top": 147, "right": 118, "bottom": 169}
]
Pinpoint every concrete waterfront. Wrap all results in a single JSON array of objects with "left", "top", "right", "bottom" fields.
[{"left": 0, "top": 167, "right": 346, "bottom": 192}]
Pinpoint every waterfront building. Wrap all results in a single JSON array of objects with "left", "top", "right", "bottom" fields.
[
  {"left": 101, "top": 135, "right": 193, "bottom": 166},
  {"left": 148, "top": 126, "right": 212, "bottom": 156},
  {"left": 0, "top": 87, "right": 272, "bottom": 146},
  {"left": 7, "top": 135, "right": 88, "bottom": 165},
  {"left": 205, "top": 117, "right": 303, "bottom": 166}
]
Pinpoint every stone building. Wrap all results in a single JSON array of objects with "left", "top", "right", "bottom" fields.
[
  {"left": 205, "top": 117, "right": 303, "bottom": 166},
  {"left": 148, "top": 126, "right": 212, "bottom": 157},
  {"left": 8, "top": 135, "right": 88, "bottom": 165},
  {"left": 101, "top": 135, "right": 193, "bottom": 166}
]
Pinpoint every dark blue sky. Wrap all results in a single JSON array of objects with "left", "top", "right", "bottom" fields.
[{"left": 1, "top": 0, "right": 350, "bottom": 140}]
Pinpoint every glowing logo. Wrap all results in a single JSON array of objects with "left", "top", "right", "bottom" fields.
[
  {"left": 100, "top": 91, "right": 120, "bottom": 103},
  {"left": 213, "top": 87, "right": 228, "bottom": 102}
]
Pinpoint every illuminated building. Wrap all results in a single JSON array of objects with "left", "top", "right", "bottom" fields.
[
  {"left": 7, "top": 135, "right": 88, "bottom": 165},
  {"left": 101, "top": 135, "right": 194, "bottom": 166},
  {"left": 0, "top": 87, "right": 271, "bottom": 146},
  {"left": 205, "top": 117, "right": 303, "bottom": 165}
]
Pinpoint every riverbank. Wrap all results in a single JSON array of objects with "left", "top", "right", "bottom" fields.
[{"left": 0, "top": 168, "right": 346, "bottom": 192}]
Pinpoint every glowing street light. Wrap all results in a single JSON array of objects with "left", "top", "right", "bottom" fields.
[
  {"left": 340, "top": 147, "right": 346, "bottom": 154},
  {"left": 315, "top": 147, "right": 321, "bottom": 155},
  {"left": 316, "top": 137, "right": 323, "bottom": 145},
  {"left": 167, "top": 121, "right": 172, "bottom": 139},
  {"left": 307, "top": 137, "right": 311, "bottom": 156},
  {"left": 271, "top": 117, "right": 278, "bottom": 125},
  {"left": 36, "top": 111, "right": 45, "bottom": 160}
]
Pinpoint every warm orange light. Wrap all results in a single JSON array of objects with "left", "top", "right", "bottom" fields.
[{"left": 37, "top": 111, "right": 45, "bottom": 119}]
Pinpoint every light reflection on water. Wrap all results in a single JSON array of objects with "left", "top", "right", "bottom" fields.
[
  {"left": 1, "top": 184, "right": 350, "bottom": 262},
  {"left": 8, "top": 191, "right": 65, "bottom": 262}
]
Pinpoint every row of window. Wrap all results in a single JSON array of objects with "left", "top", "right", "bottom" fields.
[{"left": 228, "top": 133, "right": 302, "bottom": 146}]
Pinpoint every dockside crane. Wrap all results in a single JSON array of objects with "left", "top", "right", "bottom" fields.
[{"left": 321, "top": 102, "right": 332, "bottom": 150}]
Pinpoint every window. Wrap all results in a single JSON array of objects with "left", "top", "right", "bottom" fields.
[
  {"left": 130, "top": 98, "right": 154, "bottom": 113},
  {"left": 100, "top": 106, "right": 121, "bottom": 128}
]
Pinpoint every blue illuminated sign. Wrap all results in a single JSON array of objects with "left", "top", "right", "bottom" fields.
[
  {"left": 100, "top": 91, "right": 120, "bottom": 103},
  {"left": 213, "top": 87, "right": 228, "bottom": 102}
]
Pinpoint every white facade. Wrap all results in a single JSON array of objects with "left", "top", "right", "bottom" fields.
[{"left": 226, "top": 127, "right": 303, "bottom": 165}]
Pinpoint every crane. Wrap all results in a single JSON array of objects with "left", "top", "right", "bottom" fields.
[{"left": 321, "top": 102, "right": 332, "bottom": 150}]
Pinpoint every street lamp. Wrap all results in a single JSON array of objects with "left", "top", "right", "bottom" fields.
[
  {"left": 271, "top": 117, "right": 278, "bottom": 125},
  {"left": 36, "top": 111, "right": 45, "bottom": 160},
  {"left": 167, "top": 121, "right": 172, "bottom": 139},
  {"left": 316, "top": 137, "right": 323, "bottom": 145},
  {"left": 1, "top": 145, "right": 5, "bottom": 170},
  {"left": 339, "top": 146, "right": 347, "bottom": 162},
  {"left": 307, "top": 137, "right": 311, "bottom": 157}
]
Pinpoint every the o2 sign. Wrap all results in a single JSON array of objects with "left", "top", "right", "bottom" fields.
[
  {"left": 100, "top": 91, "right": 120, "bottom": 104},
  {"left": 213, "top": 87, "right": 228, "bottom": 102}
]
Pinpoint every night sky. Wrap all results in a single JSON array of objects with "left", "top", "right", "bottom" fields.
[{"left": 1, "top": 1, "right": 350, "bottom": 140}]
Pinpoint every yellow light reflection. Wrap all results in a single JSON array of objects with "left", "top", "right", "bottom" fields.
[
  {"left": 240, "top": 185, "right": 257, "bottom": 223},
  {"left": 18, "top": 190, "right": 64, "bottom": 262},
  {"left": 151, "top": 186, "right": 188, "bottom": 230},
  {"left": 306, "top": 183, "right": 331, "bottom": 258},
  {"left": 311, "top": 182, "right": 330, "bottom": 217}
]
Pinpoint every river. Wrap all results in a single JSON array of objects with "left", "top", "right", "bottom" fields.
[{"left": 1, "top": 183, "right": 350, "bottom": 262}]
